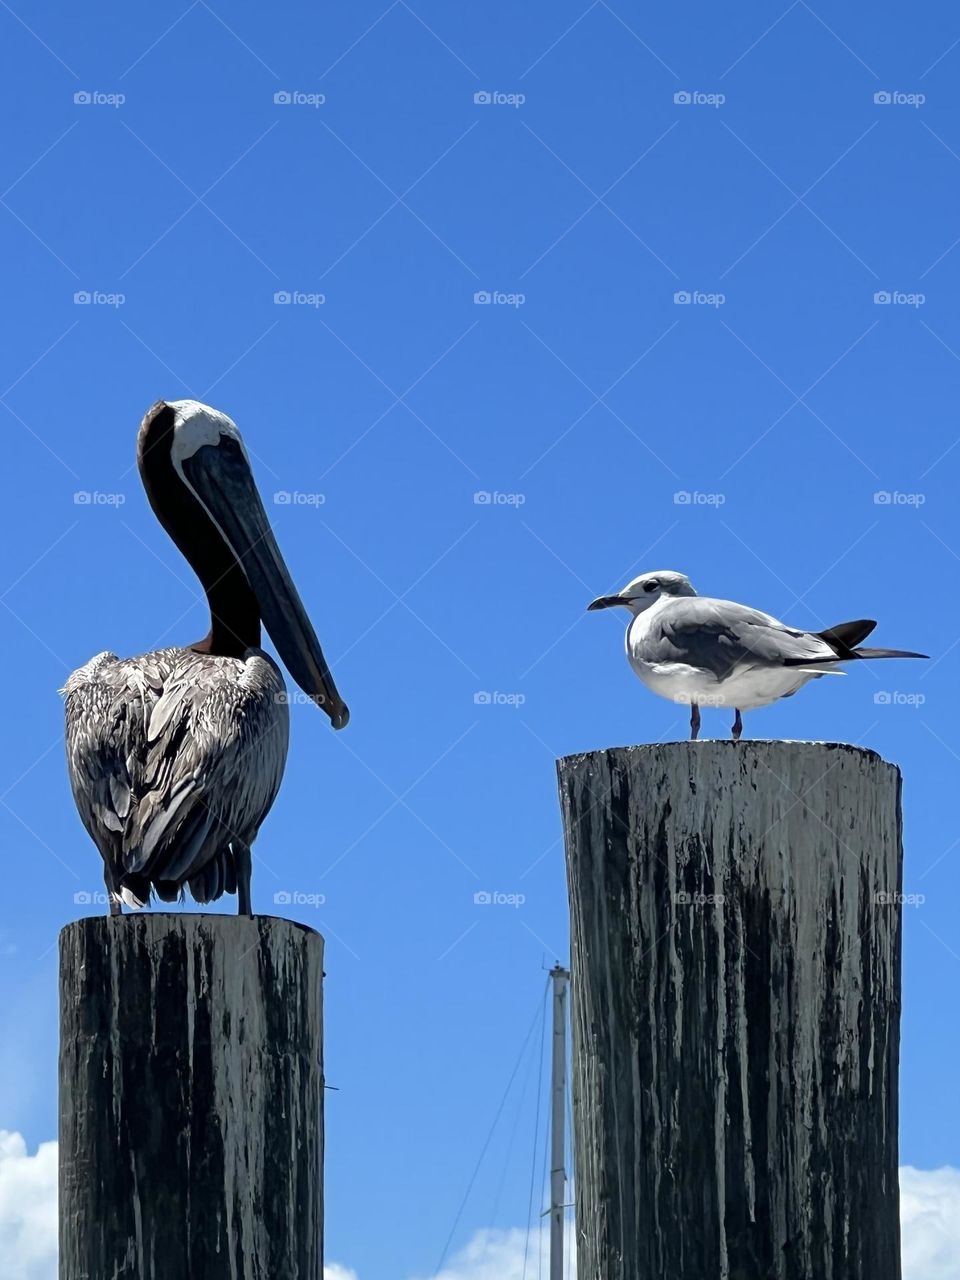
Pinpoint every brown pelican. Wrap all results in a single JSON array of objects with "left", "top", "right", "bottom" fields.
[{"left": 63, "top": 399, "right": 348, "bottom": 915}]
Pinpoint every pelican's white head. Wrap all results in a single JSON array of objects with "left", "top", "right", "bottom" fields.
[
  {"left": 166, "top": 399, "right": 245, "bottom": 482},
  {"left": 588, "top": 570, "right": 697, "bottom": 617}
]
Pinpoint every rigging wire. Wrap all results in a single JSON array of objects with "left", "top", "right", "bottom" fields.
[
  {"left": 489, "top": 991, "right": 541, "bottom": 1230},
  {"left": 432, "top": 982, "right": 548, "bottom": 1277}
]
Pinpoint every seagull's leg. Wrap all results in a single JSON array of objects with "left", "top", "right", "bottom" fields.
[
  {"left": 732, "top": 709, "right": 743, "bottom": 742},
  {"left": 236, "top": 841, "right": 253, "bottom": 917},
  {"left": 690, "top": 702, "right": 701, "bottom": 740}
]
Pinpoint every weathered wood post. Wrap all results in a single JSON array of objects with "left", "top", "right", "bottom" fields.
[
  {"left": 558, "top": 741, "right": 902, "bottom": 1280},
  {"left": 59, "top": 914, "right": 324, "bottom": 1280}
]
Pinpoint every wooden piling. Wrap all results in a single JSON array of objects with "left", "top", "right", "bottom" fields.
[
  {"left": 59, "top": 914, "right": 324, "bottom": 1280},
  {"left": 558, "top": 741, "right": 902, "bottom": 1280}
]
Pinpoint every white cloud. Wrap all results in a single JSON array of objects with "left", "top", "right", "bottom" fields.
[
  {"left": 415, "top": 1224, "right": 571, "bottom": 1280},
  {"left": 0, "top": 1131, "right": 58, "bottom": 1280},
  {"left": 901, "top": 1166, "right": 960, "bottom": 1280},
  {"left": 2, "top": 1131, "right": 959, "bottom": 1280}
]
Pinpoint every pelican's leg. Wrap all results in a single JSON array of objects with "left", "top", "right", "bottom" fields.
[
  {"left": 732, "top": 709, "right": 743, "bottom": 742},
  {"left": 104, "top": 864, "right": 122, "bottom": 916},
  {"left": 236, "top": 841, "right": 253, "bottom": 917},
  {"left": 690, "top": 702, "right": 701, "bottom": 741}
]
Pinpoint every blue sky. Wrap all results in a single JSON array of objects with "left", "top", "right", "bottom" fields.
[{"left": 1, "top": 3, "right": 960, "bottom": 1277}]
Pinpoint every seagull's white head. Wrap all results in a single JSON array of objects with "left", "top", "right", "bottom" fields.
[{"left": 588, "top": 570, "right": 697, "bottom": 616}]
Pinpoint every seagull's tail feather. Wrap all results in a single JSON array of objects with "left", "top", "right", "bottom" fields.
[
  {"left": 817, "top": 618, "right": 877, "bottom": 653},
  {"left": 785, "top": 645, "right": 928, "bottom": 667},
  {"left": 850, "top": 646, "right": 929, "bottom": 660}
]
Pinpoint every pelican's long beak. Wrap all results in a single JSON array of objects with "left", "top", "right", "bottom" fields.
[
  {"left": 587, "top": 595, "right": 626, "bottom": 611},
  {"left": 181, "top": 436, "right": 349, "bottom": 729}
]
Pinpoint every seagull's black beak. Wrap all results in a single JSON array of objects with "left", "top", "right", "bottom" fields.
[{"left": 587, "top": 595, "right": 625, "bottom": 611}]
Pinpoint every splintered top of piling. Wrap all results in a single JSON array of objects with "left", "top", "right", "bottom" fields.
[{"left": 557, "top": 739, "right": 895, "bottom": 776}]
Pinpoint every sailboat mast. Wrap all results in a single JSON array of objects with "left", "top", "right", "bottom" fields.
[{"left": 549, "top": 963, "right": 570, "bottom": 1280}]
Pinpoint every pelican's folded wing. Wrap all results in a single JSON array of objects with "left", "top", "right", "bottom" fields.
[{"left": 122, "top": 652, "right": 290, "bottom": 886}]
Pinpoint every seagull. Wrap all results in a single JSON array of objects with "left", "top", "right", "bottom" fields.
[{"left": 588, "top": 570, "right": 927, "bottom": 740}]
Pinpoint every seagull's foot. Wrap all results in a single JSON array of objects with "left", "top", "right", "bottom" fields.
[
  {"left": 689, "top": 703, "right": 701, "bottom": 741},
  {"left": 731, "top": 709, "right": 743, "bottom": 742}
]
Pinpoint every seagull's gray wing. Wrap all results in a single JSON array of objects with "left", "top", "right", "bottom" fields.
[{"left": 644, "top": 597, "right": 836, "bottom": 677}]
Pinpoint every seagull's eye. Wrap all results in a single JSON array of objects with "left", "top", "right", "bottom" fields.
[{"left": 643, "top": 581, "right": 658, "bottom": 593}]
